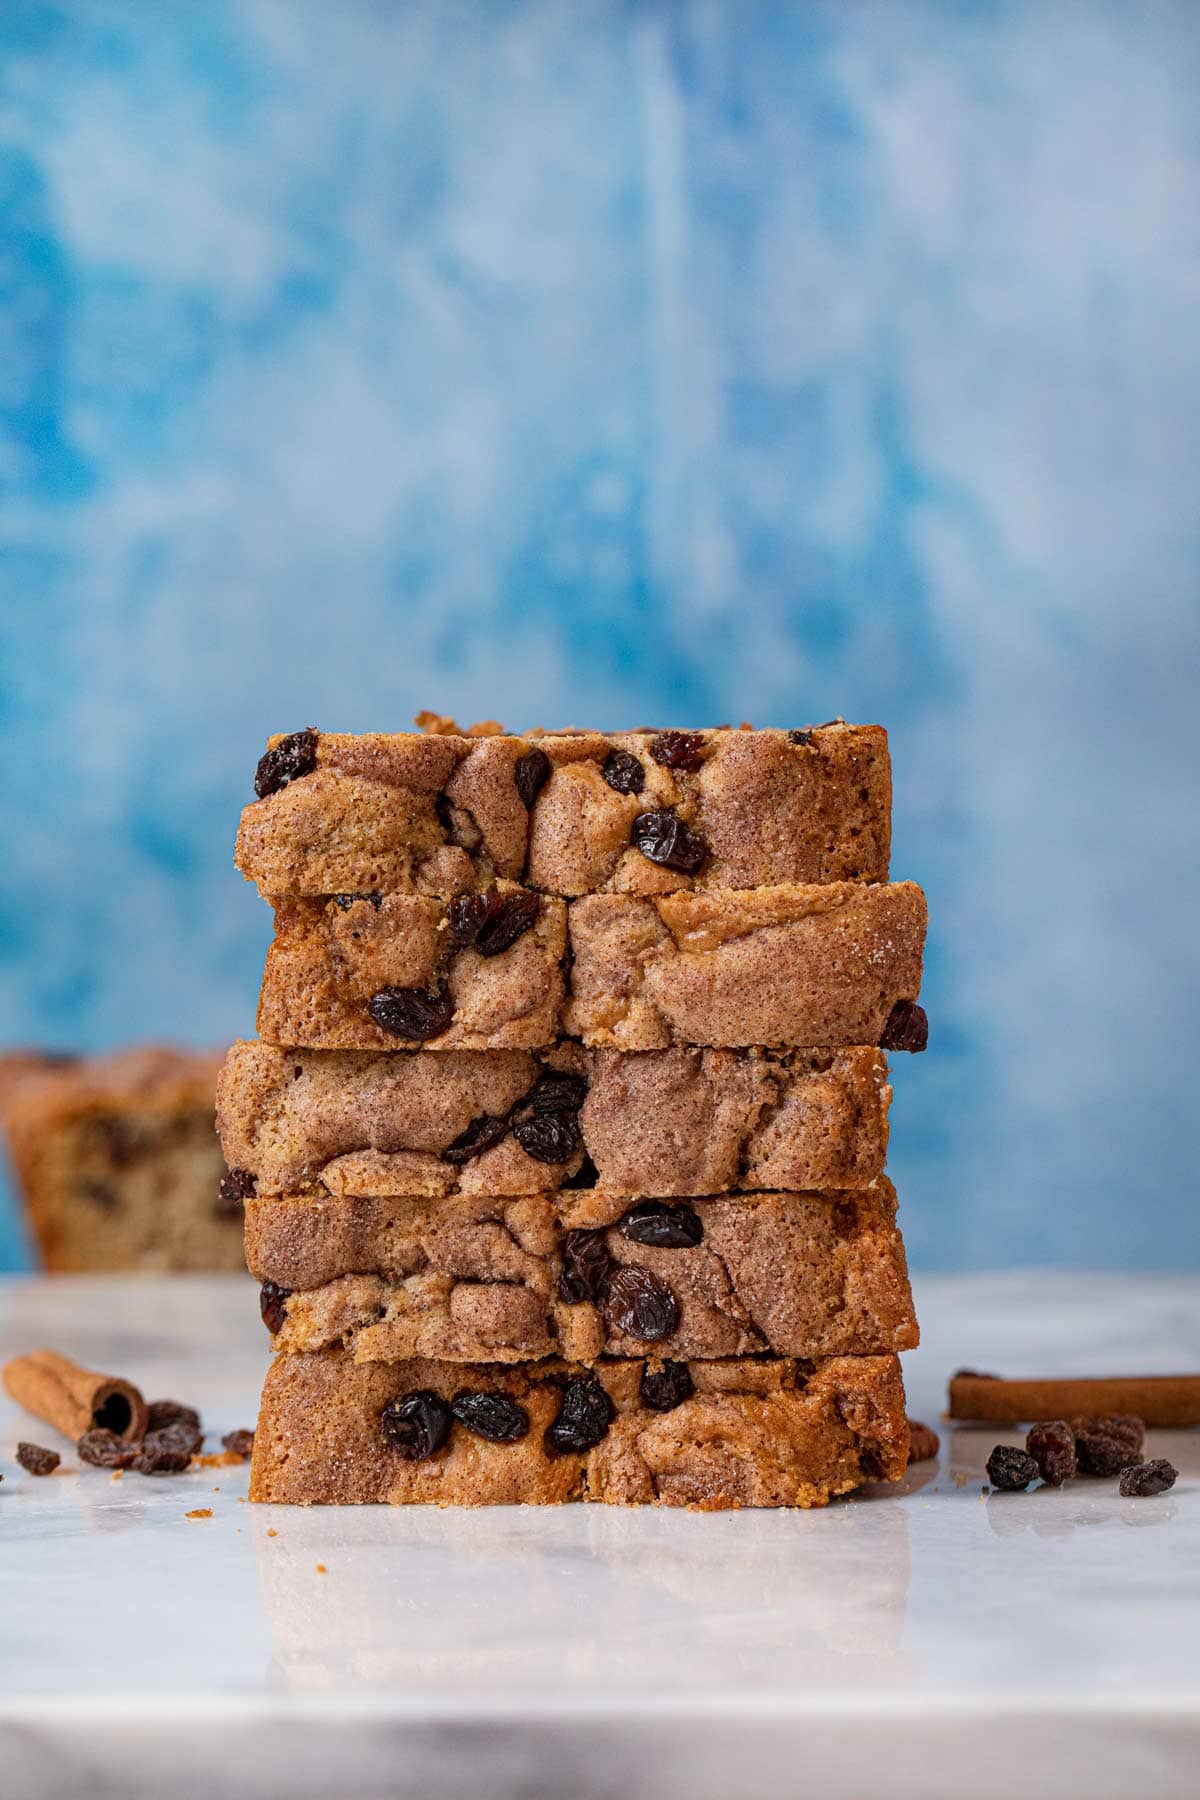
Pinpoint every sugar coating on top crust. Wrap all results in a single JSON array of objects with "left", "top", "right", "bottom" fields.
[
  {"left": 256, "top": 888, "right": 567, "bottom": 1051},
  {"left": 235, "top": 721, "right": 891, "bottom": 899},
  {"left": 248, "top": 1348, "right": 909, "bottom": 1509},
  {"left": 0, "top": 1046, "right": 239, "bottom": 1272},
  {"left": 217, "top": 1040, "right": 890, "bottom": 1198},
  {"left": 246, "top": 1181, "right": 917, "bottom": 1364},
  {"left": 252, "top": 881, "right": 924, "bottom": 1053},
  {"left": 564, "top": 881, "right": 926, "bottom": 1049}
]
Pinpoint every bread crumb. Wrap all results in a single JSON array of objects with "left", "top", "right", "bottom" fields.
[
  {"left": 315, "top": 1562, "right": 327, "bottom": 1574},
  {"left": 110, "top": 1470, "right": 123, "bottom": 1483},
  {"left": 266, "top": 1527, "right": 278, "bottom": 1537},
  {"left": 186, "top": 1508, "right": 213, "bottom": 1520}
]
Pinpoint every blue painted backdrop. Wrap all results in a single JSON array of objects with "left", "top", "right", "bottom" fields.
[{"left": 1, "top": 0, "right": 1197, "bottom": 1269}]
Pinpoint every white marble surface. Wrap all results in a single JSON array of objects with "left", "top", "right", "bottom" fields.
[{"left": 0, "top": 1272, "right": 1197, "bottom": 1799}]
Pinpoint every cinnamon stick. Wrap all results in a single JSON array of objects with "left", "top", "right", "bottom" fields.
[
  {"left": 948, "top": 1372, "right": 1200, "bottom": 1428},
  {"left": 2, "top": 1349, "right": 147, "bottom": 1444}
]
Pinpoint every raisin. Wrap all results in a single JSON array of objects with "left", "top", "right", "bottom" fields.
[
  {"left": 906, "top": 1420, "right": 939, "bottom": 1463},
  {"left": 368, "top": 985, "right": 454, "bottom": 1040},
  {"left": 448, "top": 891, "right": 540, "bottom": 956},
  {"left": 77, "top": 1428, "right": 140, "bottom": 1471},
  {"left": 222, "top": 1429, "right": 255, "bottom": 1459},
  {"left": 143, "top": 1424, "right": 199, "bottom": 1467},
  {"left": 1076, "top": 1414, "right": 1145, "bottom": 1457},
  {"left": 880, "top": 1000, "right": 929, "bottom": 1053},
  {"left": 448, "top": 892, "right": 491, "bottom": 948},
  {"left": 618, "top": 1200, "right": 703, "bottom": 1248},
  {"left": 650, "top": 731, "right": 705, "bottom": 771},
  {"left": 525, "top": 1071, "right": 588, "bottom": 1114},
  {"left": 146, "top": 1400, "right": 202, "bottom": 1436},
  {"left": 381, "top": 1390, "right": 452, "bottom": 1461},
  {"left": 1119, "top": 1459, "right": 1177, "bottom": 1498},
  {"left": 788, "top": 729, "right": 814, "bottom": 746},
  {"left": 546, "top": 1373, "right": 614, "bottom": 1455},
  {"left": 602, "top": 748, "right": 645, "bottom": 794},
  {"left": 475, "top": 893, "right": 541, "bottom": 956},
  {"left": 514, "top": 1110, "right": 580, "bottom": 1164},
  {"left": 259, "top": 1281, "right": 291, "bottom": 1333},
  {"left": 514, "top": 747, "right": 551, "bottom": 808},
  {"left": 986, "top": 1444, "right": 1040, "bottom": 1490},
  {"left": 1025, "top": 1419, "right": 1077, "bottom": 1486},
  {"left": 605, "top": 1266, "right": 679, "bottom": 1341},
  {"left": 558, "top": 1229, "right": 613, "bottom": 1304},
  {"left": 631, "top": 809, "right": 709, "bottom": 874},
  {"left": 640, "top": 1363, "right": 694, "bottom": 1413},
  {"left": 254, "top": 727, "right": 319, "bottom": 799},
  {"left": 79, "top": 1178, "right": 118, "bottom": 1211},
  {"left": 16, "top": 1442, "right": 60, "bottom": 1476},
  {"left": 216, "top": 1168, "right": 255, "bottom": 1217},
  {"left": 136, "top": 1422, "right": 199, "bottom": 1475},
  {"left": 442, "top": 1113, "right": 510, "bottom": 1166},
  {"left": 1073, "top": 1417, "right": 1144, "bottom": 1477},
  {"left": 450, "top": 1391, "right": 530, "bottom": 1444},
  {"left": 331, "top": 892, "right": 382, "bottom": 911}
]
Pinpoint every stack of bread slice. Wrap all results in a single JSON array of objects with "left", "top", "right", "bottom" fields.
[{"left": 218, "top": 717, "right": 926, "bottom": 1508}]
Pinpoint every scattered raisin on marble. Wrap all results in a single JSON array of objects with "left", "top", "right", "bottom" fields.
[
  {"left": 650, "top": 731, "right": 706, "bottom": 772},
  {"left": 1026, "top": 1419, "right": 1077, "bottom": 1486},
  {"left": 16, "top": 1442, "right": 60, "bottom": 1476},
  {"left": 1119, "top": 1459, "right": 1177, "bottom": 1498},
  {"left": 514, "top": 748, "right": 552, "bottom": 808},
  {"left": 787, "top": 729, "right": 814, "bottom": 746},
  {"left": 631, "top": 809, "right": 709, "bottom": 874},
  {"left": 146, "top": 1401, "right": 202, "bottom": 1436},
  {"left": 618, "top": 1200, "right": 704, "bottom": 1248},
  {"left": 601, "top": 749, "right": 645, "bottom": 794},
  {"left": 450, "top": 1391, "right": 530, "bottom": 1444},
  {"left": 136, "top": 1423, "right": 199, "bottom": 1475},
  {"left": 906, "top": 1420, "right": 939, "bottom": 1463},
  {"left": 259, "top": 1281, "right": 291, "bottom": 1334},
  {"left": 514, "top": 1110, "right": 581, "bottom": 1164},
  {"left": 254, "top": 727, "right": 319, "bottom": 799},
  {"left": 640, "top": 1363, "right": 694, "bottom": 1413},
  {"left": 1072, "top": 1415, "right": 1145, "bottom": 1476},
  {"left": 216, "top": 1168, "right": 255, "bottom": 1217},
  {"left": 448, "top": 890, "right": 540, "bottom": 956},
  {"left": 545, "top": 1373, "right": 614, "bottom": 1455},
  {"left": 222, "top": 1429, "right": 255, "bottom": 1459},
  {"left": 381, "top": 1390, "right": 453, "bottom": 1461},
  {"left": 880, "top": 1000, "right": 929, "bottom": 1053},
  {"left": 368, "top": 985, "right": 454, "bottom": 1040},
  {"left": 605, "top": 1266, "right": 680, "bottom": 1342},
  {"left": 77, "top": 1428, "right": 140, "bottom": 1471},
  {"left": 986, "top": 1444, "right": 1040, "bottom": 1491},
  {"left": 443, "top": 1113, "right": 510, "bottom": 1165},
  {"left": 558, "top": 1229, "right": 613, "bottom": 1304}
]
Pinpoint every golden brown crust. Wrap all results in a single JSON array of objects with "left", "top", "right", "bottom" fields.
[
  {"left": 217, "top": 1041, "right": 890, "bottom": 1197},
  {"left": 252, "top": 883, "right": 924, "bottom": 1052},
  {"left": 248, "top": 1182, "right": 917, "bottom": 1364},
  {"left": 256, "top": 889, "right": 567, "bottom": 1051},
  {"left": 565, "top": 882, "right": 926, "bottom": 1049},
  {"left": 249, "top": 1349, "right": 908, "bottom": 1508},
  {"left": 0, "top": 1046, "right": 239, "bottom": 1272},
  {"left": 235, "top": 723, "right": 891, "bottom": 899}
]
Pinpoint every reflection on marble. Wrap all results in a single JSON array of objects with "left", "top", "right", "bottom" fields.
[
  {"left": 1, "top": 1274, "right": 1198, "bottom": 1799},
  {"left": 253, "top": 1496, "right": 912, "bottom": 1696}
]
